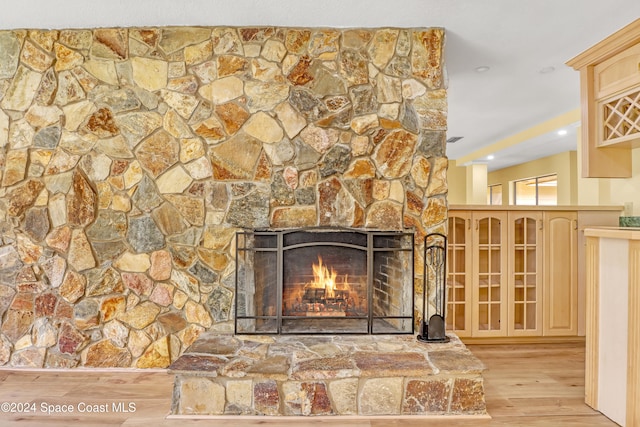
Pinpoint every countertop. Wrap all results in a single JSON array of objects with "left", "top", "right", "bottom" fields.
[
  {"left": 449, "top": 205, "right": 624, "bottom": 211},
  {"left": 584, "top": 227, "right": 640, "bottom": 240}
]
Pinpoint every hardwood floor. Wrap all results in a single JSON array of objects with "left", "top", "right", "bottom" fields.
[{"left": 0, "top": 342, "right": 616, "bottom": 426}]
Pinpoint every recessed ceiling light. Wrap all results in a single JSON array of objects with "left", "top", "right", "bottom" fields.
[
  {"left": 487, "top": 154, "right": 495, "bottom": 160},
  {"left": 475, "top": 66, "right": 490, "bottom": 73},
  {"left": 540, "top": 66, "right": 555, "bottom": 74},
  {"left": 557, "top": 129, "right": 568, "bottom": 136}
]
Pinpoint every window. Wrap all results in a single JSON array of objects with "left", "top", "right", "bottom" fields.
[
  {"left": 487, "top": 184, "right": 502, "bottom": 205},
  {"left": 513, "top": 174, "right": 557, "bottom": 206}
]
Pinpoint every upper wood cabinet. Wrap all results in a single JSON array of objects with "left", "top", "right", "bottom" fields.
[
  {"left": 567, "top": 19, "right": 640, "bottom": 178},
  {"left": 593, "top": 42, "right": 640, "bottom": 101}
]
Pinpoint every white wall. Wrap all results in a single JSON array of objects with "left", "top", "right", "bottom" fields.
[{"left": 0, "top": 0, "right": 458, "bottom": 29}]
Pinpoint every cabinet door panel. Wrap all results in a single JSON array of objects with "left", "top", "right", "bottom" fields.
[
  {"left": 472, "top": 212, "right": 508, "bottom": 337},
  {"left": 447, "top": 213, "right": 472, "bottom": 337},
  {"left": 508, "top": 212, "right": 543, "bottom": 336},
  {"left": 544, "top": 212, "right": 578, "bottom": 336}
]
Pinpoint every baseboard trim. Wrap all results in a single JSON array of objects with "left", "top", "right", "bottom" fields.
[{"left": 459, "top": 336, "right": 586, "bottom": 345}]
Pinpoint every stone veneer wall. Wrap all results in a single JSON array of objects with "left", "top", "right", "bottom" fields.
[{"left": 0, "top": 26, "right": 448, "bottom": 368}]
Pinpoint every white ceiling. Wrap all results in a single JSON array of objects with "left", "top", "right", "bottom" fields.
[{"left": 2, "top": 0, "right": 640, "bottom": 171}]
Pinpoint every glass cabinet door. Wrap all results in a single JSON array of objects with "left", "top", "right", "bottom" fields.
[
  {"left": 472, "top": 212, "right": 508, "bottom": 337},
  {"left": 447, "top": 213, "right": 472, "bottom": 337},
  {"left": 508, "top": 212, "right": 543, "bottom": 336}
]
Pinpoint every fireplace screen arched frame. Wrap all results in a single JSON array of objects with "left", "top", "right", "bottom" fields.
[{"left": 235, "top": 228, "right": 414, "bottom": 335}]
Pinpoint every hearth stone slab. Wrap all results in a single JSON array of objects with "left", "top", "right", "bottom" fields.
[{"left": 169, "top": 332, "right": 486, "bottom": 417}]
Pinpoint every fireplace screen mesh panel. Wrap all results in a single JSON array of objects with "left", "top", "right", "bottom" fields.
[{"left": 235, "top": 229, "right": 414, "bottom": 335}]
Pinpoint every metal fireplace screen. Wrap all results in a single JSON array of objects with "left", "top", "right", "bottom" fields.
[{"left": 235, "top": 229, "right": 414, "bottom": 335}]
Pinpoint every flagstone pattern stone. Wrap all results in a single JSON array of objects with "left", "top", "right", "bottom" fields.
[
  {"left": 170, "top": 333, "right": 485, "bottom": 416},
  {"left": 0, "top": 25, "right": 447, "bottom": 369}
]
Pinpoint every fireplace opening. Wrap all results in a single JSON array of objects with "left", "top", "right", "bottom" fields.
[{"left": 235, "top": 229, "right": 414, "bottom": 335}]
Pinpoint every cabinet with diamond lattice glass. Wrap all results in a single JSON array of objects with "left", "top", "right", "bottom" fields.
[
  {"left": 595, "top": 43, "right": 640, "bottom": 149},
  {"left": 567, "top": 19, "right": 640, "bottom": 178}
]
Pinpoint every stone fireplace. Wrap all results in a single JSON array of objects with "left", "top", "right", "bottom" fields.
[
  {"left": 0, "top": 25, "right": 449, "bottom": 371},
  {"left": 0, "top": 23, "right": 487, "bottom": 419},
  {"left": 235, "top": 228, "right": 414, "bottom": 334}
]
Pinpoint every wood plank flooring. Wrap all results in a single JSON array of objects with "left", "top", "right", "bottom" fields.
[{"left": 0, "top": 342, "right": 617, "bottom": 426}]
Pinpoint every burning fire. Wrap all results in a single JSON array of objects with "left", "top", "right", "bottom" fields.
[
  {"left": 283, "top": 255, "right": 361, "bottom": 315},
  {"left": 309, "top": 256, "right": 346, "bottom": 297}
]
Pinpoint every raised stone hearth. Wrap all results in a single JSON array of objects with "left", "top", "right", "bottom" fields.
[{"left": 169, "top": 332, "right": 486, "bottom": 417}]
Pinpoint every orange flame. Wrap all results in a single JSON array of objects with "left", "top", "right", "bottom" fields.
[{"left": 311, "top": 256, "right": 337, "bottom": 297}]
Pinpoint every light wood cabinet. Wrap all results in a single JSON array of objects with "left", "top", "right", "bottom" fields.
[
  {"left": 448, "top": 210, "right": 541, "bottom": 338},
  {"left": 508, "top": 211, "right": 543, "bottom": 336},
  {"left": 446, "top": 212, "right": 472, "bottom": 336},
  {"left": 594, "top": 43, "right": 640, "bottom": 150},
  {"left": 471, "top": 212, "right": 508, "bottom": 337},
  {"left": 593, "top": 42, "right": 640, "bottom": 102},
  {"left": 543, "top": 211, "right": 578, "bottom": 336},
  {"left": 566, "top": 18, "right": 640, "bottom": 178},
  {"left": 447, "top": 206, "right": 621, "bottom": 340}
]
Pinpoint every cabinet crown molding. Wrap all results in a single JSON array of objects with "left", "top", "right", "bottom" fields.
[{"left": 566, "top": 18, "right": 640, "bottom": 70}]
